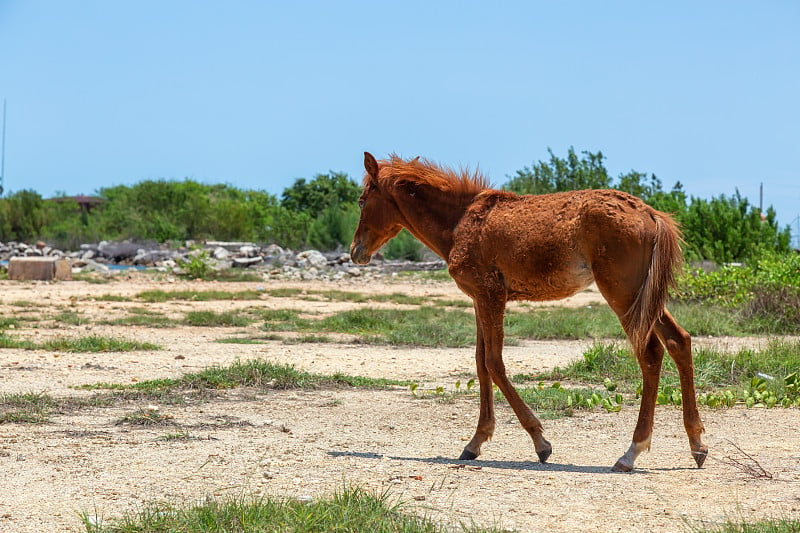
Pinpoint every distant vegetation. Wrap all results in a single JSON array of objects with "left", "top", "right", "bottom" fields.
[{"left": 0, "top": 148, "right": 791, "bottom": 262}]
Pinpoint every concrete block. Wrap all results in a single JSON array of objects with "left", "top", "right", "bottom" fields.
[{"left": 8, "top": 256, "right": 72, "bottom": 281}]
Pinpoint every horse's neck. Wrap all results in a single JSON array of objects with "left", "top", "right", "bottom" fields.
[{"left": 393, "top": 186, "right": 473, "bottom": 262}]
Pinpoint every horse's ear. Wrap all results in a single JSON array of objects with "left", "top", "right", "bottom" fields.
[{"left": 364, "top": 152, "right": 380, "bottom": 181}]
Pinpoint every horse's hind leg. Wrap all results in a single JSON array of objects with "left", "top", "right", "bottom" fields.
[
  {"left": 655, "top": 310, "right": 708, "bottom": 467},
  {"left": 613, "top": 333, "right": 664, "bottom": 472},
  {"left": 460, "top": 315, "right": 495, "bottom": 460}
]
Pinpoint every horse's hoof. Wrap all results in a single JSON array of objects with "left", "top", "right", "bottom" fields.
[
  {"left": 612, "top": 459, "right": 633, "bottom": 472},
  {"left": 459, "top": 448, "right": 478, "bottom": 460},
  {"left": 537, "top": 448, "right": 552, "bottom": 463},
  {"left": 693, "top": 446, "right": 709, "bottom": 468}
]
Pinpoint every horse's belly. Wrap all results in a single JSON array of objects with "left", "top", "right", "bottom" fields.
[{"left": 501, "top": 258, "right": 594, "bottom": 302}]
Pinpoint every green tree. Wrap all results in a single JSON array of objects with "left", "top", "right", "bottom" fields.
[
  {"left": 0, "top": 190, "right": 46, "bottom": 241},
  {"left": 280, "top": 172, "right": 361, "bottom": 213},
  {"left": 505, "top": 147, "right": 612, "bottom": 195},
  {"left": 681, "top": 191, "right": 790, "bottom": 263}
]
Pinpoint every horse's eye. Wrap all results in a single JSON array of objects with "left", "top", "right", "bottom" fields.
[{"left": 358, "top": 200, "right": 365, "bottom": 209}]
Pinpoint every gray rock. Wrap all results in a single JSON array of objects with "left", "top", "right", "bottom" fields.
[
  {"left": 212, "top": 247, "right": 230, "bottom": 260},
  {"left": 296, "top": 250, "right": 328, "bottom": 269},
  {"left": 233, "top": 256, "right": 263, "bottom": 268}
]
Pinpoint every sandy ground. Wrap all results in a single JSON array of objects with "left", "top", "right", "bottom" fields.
[{"left": 0, "top": 274, "right": 798, "bottom": 532}]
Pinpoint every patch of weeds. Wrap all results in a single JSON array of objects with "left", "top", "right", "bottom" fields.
[
  {"left": 92, "top": 294, "right": 131, "bottom": 302},
  {"left": 433, "top": 298, "right": 473, "bottom": 308},
  {"left": 51, "top": 310, "right": 91, "bottom": 326},
  {"left": 71, "top": 272, "right": 113, "bottom": 284},
  {"left": 283, "top": 334, "right": 335, "bottom": 344},
  {"left": 175, "top": 250, "right": 214, "bottom": 279},
  {"left": 116, "top": 406, "right": 175, "bottom": 426},
  {"left": 0, "top": 391, "right": 57, "bottom": 424},
  {"left": 321, "top": 399, "right": 343, "bottom": 407},
  {"left": 696, "top": 517, "right": 800, "bottom": 533},
  {"left": 0, "top": 317, "right": 21, "bottom": 329},
  {"left": 211, "top": 270, "right": 264, "bottom": 282},
  {"left": 8, "top": 300, "right": 44, "bottom": 308},
  {"left": 183, "top": 310, "right": 252, "bottom": 327},
  {"left": 215, "top": 335, "right": 281, "bottom": 344},
  {"left": 157, "top": 431, "right": 193, "bottom": 441},
  {"left": 410, "top": 379, "right": 478, "bottom": 404},
  {"left": 395, "top": 269, "right": 452, "bottom": 282},
  {"left": 511, "top": 382, "right": 624, "bottom": 419},
  {"left": 0, "top": 333, "right": 38, "bottom": 349},
  {"left": 265, "top": 287, "right": 304, "bottom": 298},
  {"left": 312, "top": 290, "right": 369, "bottom": 302},
  {"left": 367, "top": 292, "right": 427, "bottom": 305}
]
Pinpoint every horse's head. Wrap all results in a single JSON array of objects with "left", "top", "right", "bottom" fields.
[{"left": 349, "top": 152, "right": 404, "bottom": 265}]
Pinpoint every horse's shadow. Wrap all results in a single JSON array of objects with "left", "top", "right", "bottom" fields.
[{"left": 326, "top": 450, "right": 693, "bottom": 474}]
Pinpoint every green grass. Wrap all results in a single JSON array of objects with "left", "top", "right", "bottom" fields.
[
  {"left": 0, "top": 333, "right": 160, "bottom": 352},
  {"left": 51, "top": 310, "right": 91, "bottom": 326},
  {"left": 183, "top": 310, "right": 253, "bottom": 327},
  {"left": 101, "top": 314, "right": 177, "bottom": 327},
  {"left": 395, "top": 269, "right": 453, "bottom": 282},
  {"left": 318, "top": 307, "right": 475, "bottom": 347},
  {"left": 157, "top": 430, "right": 193, "bottom": 441},
  {"left": 696, "top": 518, "right": 800, "bottom": 532},
  {"left": 520, "top": 339, "right": 800, "bottom": 412},
  {"left": 510, "top": 383, "right": 624, "bottom": 419},
  {"left": 93, "top": 294, "right": 131, "bottom": 302},
  {"left": 434, "top": 298, "right": 473, "bottom": 308},
  {"left": 80, "top": 359, "right": 413, "bottom": 395},
  {"left": 136, "top": 289, "right": 264, "bottom": 302},
  {"left": 264, "top": 287, "right": 304, "bottom": 298},
  {"left": 260, "top": 307, "right": 474, "bottom": 347},
  {"left": 0, "top": 333, "right": 39, "bottom": 349},
  {"left": 0, "top": 317, "right": 21, "bottom": 329},
  {"left": 41, "top": 336, "right": 161, "bottom": 352},
  {"left": 215, "top": 336, "right": 279, "bottom": 344},
  {"left": 261, "top": 308, "right": 308, "bottom": 331},
  {"left": 8, "top": 300, "right": 45, "bottom": 308},
  {"left": 81, "top": 486, "right": 495, "bottom": 533},
  {"left": 283, "top": 334, "right": 336, "bottom": 344},
  {"left": 254, "top": 302, "right": 786, "bottom": 347},
  {"left": 505, "top": 306, "right": 623, "bottom": 340}
]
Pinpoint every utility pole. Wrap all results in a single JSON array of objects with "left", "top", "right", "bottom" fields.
[{"left": 1, "top": 99, "right": 6, "bottom": 197}]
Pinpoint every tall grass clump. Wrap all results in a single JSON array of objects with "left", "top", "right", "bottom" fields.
[{"left": 81, "top": 486, "right": 491, "bottom": 533}]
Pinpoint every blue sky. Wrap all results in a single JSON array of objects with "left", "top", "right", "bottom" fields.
[{"left": 1, "top": 1, "right": 798, "bottom": 239}]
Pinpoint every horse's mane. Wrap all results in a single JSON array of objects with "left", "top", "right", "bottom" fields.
[{"left": 371, "top": 154, "right": 490, "bottom": 196}]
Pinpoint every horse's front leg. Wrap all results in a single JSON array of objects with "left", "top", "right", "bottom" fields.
[
  {"left": 473, "top": 295, "right": 552, "bottom": 463},
  {"left": 459, "top": 311, "right": 494, "bottom": 460}
]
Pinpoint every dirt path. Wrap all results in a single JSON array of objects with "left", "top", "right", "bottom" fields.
[{"left": 0, "top": 276, "right": 798, "bottom": 532}]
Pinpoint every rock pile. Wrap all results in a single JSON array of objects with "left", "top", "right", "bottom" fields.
[{"left": 0, "top": 240, "right": 445, "bottom": 280}]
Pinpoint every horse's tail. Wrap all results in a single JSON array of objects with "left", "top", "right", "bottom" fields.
[{"left": 624, "top": 212, "right": 683, "bottom": 356}]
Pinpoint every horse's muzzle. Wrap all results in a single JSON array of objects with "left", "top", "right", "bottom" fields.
[{"left": 349, "top": 243, "right": 372, "bottom": 265}]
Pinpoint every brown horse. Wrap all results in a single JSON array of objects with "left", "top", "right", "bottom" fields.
[{"left": 350, "top": 152, "right": 708, "bottom": 472}]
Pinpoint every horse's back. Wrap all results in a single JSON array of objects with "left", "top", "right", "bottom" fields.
[{"left": 450, "top": 189, "right": 668, "bottom": 301}]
